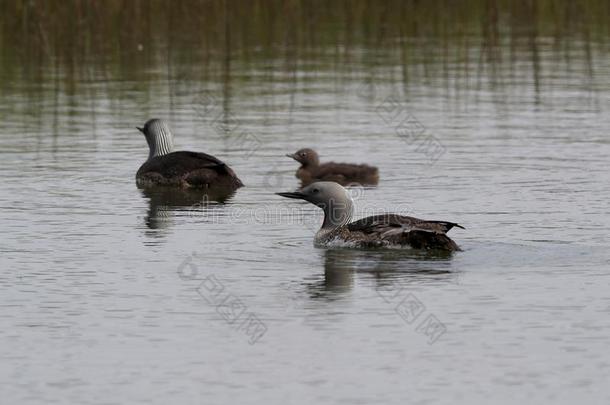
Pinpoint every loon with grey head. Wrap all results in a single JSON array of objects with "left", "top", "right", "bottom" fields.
[
  {"left": 136, "top": 119, "right": 243, "bottom": 189},
  {"left": 286, "top": 148, "right": 379, "bottom": 186},
  {"left": 277, "top": 181, "right": 464, "bottom": 251}
]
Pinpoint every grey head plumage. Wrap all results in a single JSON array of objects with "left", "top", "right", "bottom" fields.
[
  {"left": 137, "top": 118, "right": 175, "bottom": 160},
  {"left": 277, "top": 181, "right": 353, "bottom": 229}
]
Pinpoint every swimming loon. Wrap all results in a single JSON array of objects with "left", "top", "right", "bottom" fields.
[
  {"left": 286, "top": 148, "right": 379, "bottom": 186},
  {"left": 277, "top": 181, "right": 463, "bottom": 251},
  {"left": 136, "top": 119, "right": 243, "bottom": 189}
]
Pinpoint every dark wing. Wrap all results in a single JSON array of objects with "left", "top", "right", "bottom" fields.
[
  {"left": 138, "top": 151, "right": 231, "bottom": 178},
  {"left": 137, "top": 151, "right": 243, "bottom": 188},
  {"left": 347, "top": 214, "right": 416, "bottom": 233},
  {"left": 423, "top": 220, "right": 465, "bottom": 232},
  {"left": 347, "top": 214, "right": 463, "bottom": 251},
  {"left": 314, "top": 162, "right": 378, "bottom": 181},
  {"left": 347, "top": 214, "right": 464, "bottom": 234}
]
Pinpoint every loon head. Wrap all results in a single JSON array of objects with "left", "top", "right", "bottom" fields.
[
  {"left": 137, "top": 118, "right": 175, "bottom": 160},
  {"left": 277, "top": 181, "right": 353, "bottom": 229}
]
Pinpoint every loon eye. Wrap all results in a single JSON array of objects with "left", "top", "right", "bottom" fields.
[
  {"left": 300, "top": 152, "right": 306, "bottom": 157},
  {"left": 312, "top": 188, "right": 319, "bottom": 193}
]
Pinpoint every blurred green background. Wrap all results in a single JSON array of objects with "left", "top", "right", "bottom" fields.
[{"left": 1, "top": 0, "right": 607, "bottom": 87}]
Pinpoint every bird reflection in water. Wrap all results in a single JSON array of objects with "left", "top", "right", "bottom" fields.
[
  {"left": 304, "top": 248, "right": 458, "bottom": 301},
  {"left": 140, "top": 186, "right": 236, "bottom": 238}
]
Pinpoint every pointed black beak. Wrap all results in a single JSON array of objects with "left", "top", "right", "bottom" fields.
[
  {"left": 136, "top": 126, "right": 144, "bottom": 134},
  {"left": 286, "top": 153, "right": 297, "bottom": 160},
  {"left": 276, "top": 191, "right": 306, "bottom": 200}
]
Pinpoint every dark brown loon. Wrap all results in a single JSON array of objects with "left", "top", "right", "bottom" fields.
[
  {"left": 286, "top": 148, "right": 379, "bottom": 186},
  {"left": 277, "top": 182, "right": 463, "bottom": 251},
  {"left": 135, "top": 119, "right": 243, "bottom": 189}
]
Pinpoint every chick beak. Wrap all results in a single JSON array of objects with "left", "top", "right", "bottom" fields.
[{"left": 136, "top": 126, "right": 144, "bottom": 134}]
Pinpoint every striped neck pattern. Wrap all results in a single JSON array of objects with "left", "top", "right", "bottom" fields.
[{"left": 145, "top": 119, "right": 175, "bottom": 159}]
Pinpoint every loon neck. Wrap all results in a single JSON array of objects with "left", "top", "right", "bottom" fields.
[
  {"left": 147, "top": 133, "right": 175, "bottom": 159},
  {"left": 320, "top": 197, "right": 353, "bottom": 230}
]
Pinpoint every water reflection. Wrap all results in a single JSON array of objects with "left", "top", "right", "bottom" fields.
[
  {"left": 304, "top": 248, "right": 457, "bottom": 301},
  {"left": 307, "top": 249, "right": 357, "bottom": 298},
  {"left": 364, "top": 249, "right": 458, "bottom": 291},
  {"left": 140, "top": 186, "right": 235, "bottom": 232}
]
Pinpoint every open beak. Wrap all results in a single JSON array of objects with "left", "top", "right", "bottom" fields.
[
  {"left": 276, "top": 191, "right": 306, "bottom": 200},
  {"left": 136, "top": 126, "right": 144, "bottom": 133}
]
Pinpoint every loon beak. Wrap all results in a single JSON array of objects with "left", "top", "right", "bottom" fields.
[
  {"left": 136, "top": 126, "right": 144, "bottom": 134},
  {"left": 286, "top": 153, "right": 297, "bottom": 160},
  {"left": 276, "top": 191, "right": 306, "bottom": 200}
]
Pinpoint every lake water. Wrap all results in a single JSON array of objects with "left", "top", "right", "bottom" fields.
[{"left": 1, "top": 3, "right": 610, "bottom": 404}]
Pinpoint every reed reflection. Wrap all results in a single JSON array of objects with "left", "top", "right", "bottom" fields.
[{"left": 1, "top": 0, "right": 602, "bottom": 104}]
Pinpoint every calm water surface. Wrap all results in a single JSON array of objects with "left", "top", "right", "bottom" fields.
[{"left": 1, "top": 24, "right": 610, "bottom": 405}]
